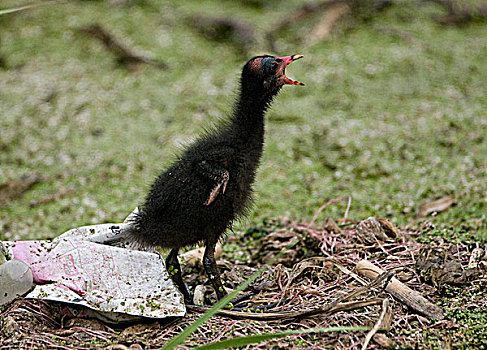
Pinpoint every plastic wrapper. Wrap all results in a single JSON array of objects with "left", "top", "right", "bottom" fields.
[{"left": 1, "top": 209, "right": 186, "bottom": 322}]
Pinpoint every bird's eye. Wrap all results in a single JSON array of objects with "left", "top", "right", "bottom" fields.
[{"left": 270, "top": 62, "right": 278, "bottom": 71}]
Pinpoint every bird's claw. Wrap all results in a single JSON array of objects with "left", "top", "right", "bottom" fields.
[
  {"left": 205, "top": 183, "right": 222, "bottom": 206},
  {"left": 229, "top": 299, "right": 290, "bottom": 312},
  {"left": 204, "top": 171, "right": 229, "bottom": 206},
  {"left": 222, "top": 177, "right": 228, "bottom": 194}
]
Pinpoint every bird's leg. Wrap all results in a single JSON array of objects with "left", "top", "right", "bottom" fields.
[
  {"left": 203, "top": 242, "right": 227, "bottom": 300},
  {"left": 166, "top": 248, "right": 193, "bottom": 304},
  {"left": 201, "top": 243, "right": 286, "bottom": 310},
  {"left": 197, "top": 161, "right": 229, "bottom": 205}
]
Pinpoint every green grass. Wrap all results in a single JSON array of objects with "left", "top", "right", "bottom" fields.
[{"left": 0, "top": 0, "right": 486, "bottom": 242}]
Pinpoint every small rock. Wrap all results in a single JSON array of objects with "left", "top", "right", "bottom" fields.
[{"left": 193, "top": 284, "right": 210, "bottom": 305}]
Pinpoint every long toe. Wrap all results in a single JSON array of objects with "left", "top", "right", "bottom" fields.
[
  {"left": 229, "top": 298, "right": 291, "bottom": 312},
  {"left": 228, "top": 292, "right": 254, "bottom": 308}
]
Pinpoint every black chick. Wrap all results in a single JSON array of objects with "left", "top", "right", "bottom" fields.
[{"left": 128, "top": 54, "right": 304, "bottom": 303}]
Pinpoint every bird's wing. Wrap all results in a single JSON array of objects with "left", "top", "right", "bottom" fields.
[{"left": 196, "top": 160, "right": 230, "bottom": 205}]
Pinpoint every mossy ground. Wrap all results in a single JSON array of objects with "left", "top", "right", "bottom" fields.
[
  {"left": 0, "top": 0, "right": 486, "bottom": 348},
  {"left": 1, "top": 0, "right": 486, "bottom": 241}
]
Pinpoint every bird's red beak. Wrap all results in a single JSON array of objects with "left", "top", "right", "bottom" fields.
[{"left": 276, "top": 54, "right": 304, "bottom": 86}]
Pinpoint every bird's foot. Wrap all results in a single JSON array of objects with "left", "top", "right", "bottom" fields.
[
  {"left": 229, "top": 298, "right": 290, "bottom": 312},
  {"left": 225, "top": 293, "right": 290, "bottom": 312},
  {"left": 230, "top": 292, "right": 253, "bottom": 306},
  {"left": 221, "top": 292, "right": 253, "bottom": 309},
  {"left": 190, "top": 291, "right": 289, "bottom": 312}
]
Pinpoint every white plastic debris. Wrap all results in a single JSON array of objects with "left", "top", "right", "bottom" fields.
[
  {"left": 0, "top": 258, "right": 34, "bottom": 306},
  {"left": 1, "top": 208, "right": 186, "bottom": 321}
]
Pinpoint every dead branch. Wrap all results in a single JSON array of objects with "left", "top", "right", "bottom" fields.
[
  {"left": 309, "top": 2, "right": 351, "bottom": 44},
  {"left": 266, "top": 0, "right": 394, "bottom": 49},
  {"left": 29, "top": 187, "right": 73, "bottom": 208},
  {"left": 0, "top": 174, "right": 41, "bottom": 206},
  {"left": 418, "top": 196, "right": 454, "bottom": 217},
  {"left": 326, "top": 270, "right": 394, "bottom": 307},
  {"left": 187, "top": 297, "right": 383, "bottom": 321},
  {"left": 271, "top": 0, "right": 347, "bottom": 34},
  {"left": 356, "top": 260, "right": 445, "bottom": 320},
  {"left": 77, "top": 24, "right": 166, "bottom": 71},
  {"left": 295, "top": 297, "right": 384, "bottom": 320},
  {"left": 428, "top": 0, "right": 487, "bottom": 25},
  {"left": 361, "top": 298, "right": 390, "bottom": 350},
  {"left": 188, "top": 267, "right": 393, "bottom": 321}
]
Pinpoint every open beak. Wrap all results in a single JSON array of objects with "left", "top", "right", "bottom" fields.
[{"left": 276, "top": 54, "right": 304, "bottom": 86}]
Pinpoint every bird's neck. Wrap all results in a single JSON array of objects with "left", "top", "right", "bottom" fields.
[{"left": 229, "top": 84, "right": 274, "bottom": 138}]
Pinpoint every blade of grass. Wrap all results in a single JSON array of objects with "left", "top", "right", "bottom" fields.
[
  {"left": 162, "top": 237, "right": 300, "bottom": 350},
  {"left": 195, "top": 326, "right": 369, "bottom": 349},
  {"left": 0, "top": 1, "right": 62, "bottom": 16}
]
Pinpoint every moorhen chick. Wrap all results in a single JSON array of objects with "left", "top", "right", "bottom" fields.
[{"left": 127, "top": 54, "right": 304, "bottom": 303}]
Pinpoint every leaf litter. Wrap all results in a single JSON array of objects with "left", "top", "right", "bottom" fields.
[{"left": 1, "top": 199, "right": 486, "bottom": 349}]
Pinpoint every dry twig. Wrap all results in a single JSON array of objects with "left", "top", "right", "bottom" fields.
[
  {"left": 0, "top": 174, "right": 41, "bottom": 206},
  {"left": 361, "top": 298, "right": 390, "bottom": 349},
  {"left": 357, "top": 260, "right": 445, "bottom": 320},
  {"left": 186, "top": 298, "right": 383, "bottom": 321},
  {"left": 78, "top": 24, "right": 165, "bottom": 71},
  {"left": 428, "top": 0, "right": 487, "bottom": 25}
]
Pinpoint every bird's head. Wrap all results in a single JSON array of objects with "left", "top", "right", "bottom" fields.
[{"left": 241, "top": 54, "right": 304, "bottom": 99}]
